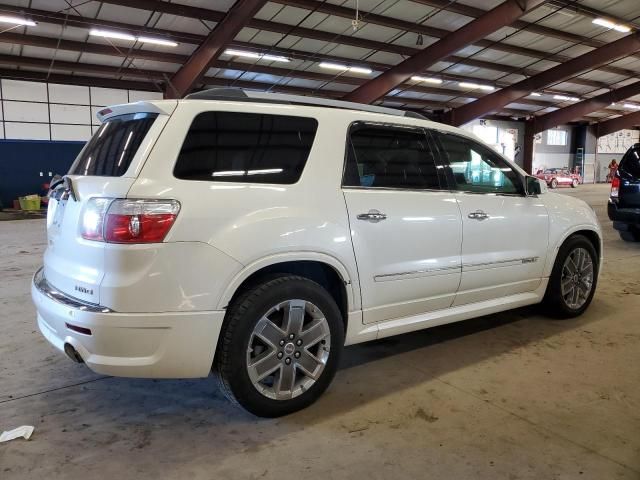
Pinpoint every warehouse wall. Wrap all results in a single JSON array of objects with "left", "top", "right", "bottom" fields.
[
  {"left": 0, "top": 79, "right": 162, "bottom": 207},
  {"left": 0, "top": 79, "right": 163, "bottom": 141}
]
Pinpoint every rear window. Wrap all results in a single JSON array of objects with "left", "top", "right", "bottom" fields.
[
  {"left": 619, "top": 144, "right": 640, "bottom": 178},
  {"left": 173, "top": 112, "right": 318, "bottom": 184},
  {"left": 69, "top": 112, "right": 158, "bottom": 177}
]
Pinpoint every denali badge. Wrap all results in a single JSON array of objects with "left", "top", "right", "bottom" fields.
[{"left": 75, "top": 285, "right": 94, "bottom": 295}]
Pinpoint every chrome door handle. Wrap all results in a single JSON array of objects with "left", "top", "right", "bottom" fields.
[
  {"left": 357, "top": 209, "right": 387, "bottom": 222},
  {"left": 468, "top": 210, "right": 489, "bottom": 221}
]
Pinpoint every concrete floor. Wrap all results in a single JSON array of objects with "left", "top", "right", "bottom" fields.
[{"left": 1, "top": 184, "right": 638, "bottom": 479}]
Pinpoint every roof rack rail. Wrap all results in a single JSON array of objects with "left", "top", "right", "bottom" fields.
[{"left": 185, "top": 88, "right": 427, "bottom": 120}]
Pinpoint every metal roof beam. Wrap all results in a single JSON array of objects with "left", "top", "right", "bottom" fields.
[
  {"left": 533, "top": 81, "right": 640, "bottom": 134},
  {"left": 342, "top": 0, "right": 548, "bottom": 104},
  {"left": 166, "top": 0, "right": 268, "bottom": 98},
  {"left": 411, "top": 0, "right": 640, "bottom": 60},
  {"left": 0, "top": 2, "right": 614, "bottom": 91},
  {"left": 447, "top": 32, "right": 640, "bottom": 127},
  {"left": 596, "top": 112, "right": 640, "bottom": 137},
  {"left": 275, "top": 0, "right": 639, "bottom": 78},
  {"left": 0, "top": 52, "right": 554, "bottom": 114}
]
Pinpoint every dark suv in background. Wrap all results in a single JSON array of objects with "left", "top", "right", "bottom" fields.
[{"left": 609, "top": 143, "right": 640, "bottom": 242}]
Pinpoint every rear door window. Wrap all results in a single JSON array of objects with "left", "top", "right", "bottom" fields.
[
  {"left": 174, "top": 112, "right": 318, "bottom": 184},
  {"left": 619, "top": 144, "right": 640, "bottom": 178},
  {"left": 69, "top": 112, "right": 158, "bottom": 177},
  {"left": 343, "top": 123, "right": 444, "bottom": 190}
]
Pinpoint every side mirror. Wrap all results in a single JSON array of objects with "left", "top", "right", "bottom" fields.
[{"left": 525, "top": 176, "right": 542, "bottom": 196}]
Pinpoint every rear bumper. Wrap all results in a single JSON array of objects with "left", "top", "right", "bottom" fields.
[
  {"left": 608, "top": 200, "right": 640, "bottom": 229},
  {"left": 32, "top": 267, "right": 225, "bottom": 378}
]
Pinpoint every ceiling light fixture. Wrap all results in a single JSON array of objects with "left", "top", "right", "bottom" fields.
[
  {"left": 592, "top": 18, "right": 631, "bottom": 33},
  {"left": 89, "top": 29, "right": 136, "bottom": 41},
  {"left": 319, "top": 62, "right": 371, "bottom": 74},
  {"left": 0, "top": 15, "right": 36, "bottom": 26},
  {"left": 554, "top": 94, "right": 580, "bottom": 102},
  {"left": 224, "top": 49, "right": 290, "bottom": 62},
  {"left": 137, "top": 36, "right": 178, "bottom": 47},
  {"left": 411, "top": 76, "right": 443, "bottom": 84},
  {"left": 459, "top": 82, "right": 495, "bottom": 91},
  {"left": 530, "top": 92, "right": 542, "bottom": 97},
  {"left": 623, "top": 103, "right": 640, "bottom": 109}
]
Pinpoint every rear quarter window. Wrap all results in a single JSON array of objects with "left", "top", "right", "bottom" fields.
[
  {"left": 619, "top": 145, "right": 640, "bottom": 178},
  {"left": 173, "top": 111, "right": 318, "bottom": 184},
  {"left": 69, "top": 112, "right": 158, "bottom": 177}
]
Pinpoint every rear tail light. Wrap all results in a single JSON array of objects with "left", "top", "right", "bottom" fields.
[
  {"left": 611, "top": 176, "right": 620, "bottom": 198},
  {"left": 81, "top": 198, "right": 180, "bottom": 243}
]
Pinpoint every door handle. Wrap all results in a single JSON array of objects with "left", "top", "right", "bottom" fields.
[
  {"left": 468, "top": 210, "right": 489, "bottom": 221},
  {"left": 357, "top": 209, "right": 387, "bottom": 222}
]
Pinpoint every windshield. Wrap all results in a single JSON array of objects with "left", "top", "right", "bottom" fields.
[{"left": 69, "top": 112, "right": 158, "bottom": 177}]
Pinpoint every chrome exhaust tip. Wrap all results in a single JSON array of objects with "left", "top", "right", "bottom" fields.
[{"left": 64, "top": 343, "right": 84, "bottom": 363}]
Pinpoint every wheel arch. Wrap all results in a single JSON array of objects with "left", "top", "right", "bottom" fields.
[
  {"left": 217, "top": 253, "right": 357, "bottom": 325},
  {"left": 545, "top": 226, "right": 602, "bottom": 277}
]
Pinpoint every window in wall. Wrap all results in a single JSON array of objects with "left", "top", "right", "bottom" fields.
[
  {"left": 343, "top": 125, "right": 443, "bottom": 190},
  {"left": 472, "top": 124, "right": 498, "bottom": 145},
  {"left": 174, "top": 112, "right": 318, "bottom": 184},
  {"left": 547, "top": 129, "right": 568, "bottom": 146},
  {"left": 434, "top": 132, "right": 522, "bottom": 195}
]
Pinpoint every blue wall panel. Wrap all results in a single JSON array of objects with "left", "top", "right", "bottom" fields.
[{"left": 0, "top": 140, "right": 84, "bottom": 207}]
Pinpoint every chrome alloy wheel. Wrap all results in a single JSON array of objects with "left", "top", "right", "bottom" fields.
[
  {"left": 560, "top": 247, "right": 594, "bottom": 309},
  {"left": 246, "top": 300, "right": 331, "bottom": 400}
]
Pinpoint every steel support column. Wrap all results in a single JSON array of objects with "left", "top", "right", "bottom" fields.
[{"left": 523, "top": 120, "right": 535, "bottom": 175}]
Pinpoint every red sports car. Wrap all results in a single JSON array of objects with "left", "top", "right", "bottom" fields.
[{"left": 535, "top": 168, "right": 582, "bottom": 188}]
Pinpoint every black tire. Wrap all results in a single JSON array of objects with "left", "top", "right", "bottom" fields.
[
  {"left": 216, "top": 275, "right": 344, "bottom": 417},
  {"left": 571, "top": 179, "right": 578, "bottom": 188},
  {"left": 542, "top": 234, "right": 599, "bottom": 318},
  {"left": 550, "top": 178, "right": 558, "bottom": 189},
  {"left": 619, "top": 230, "right": 640, "bottom": 242}
]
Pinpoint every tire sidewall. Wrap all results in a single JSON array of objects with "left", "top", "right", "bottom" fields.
[
  {"left": 551, "top": 179, "right": 558, "bottom": 188},
  {"left": 547, "top": 235, "right": 599, "bottom": 317},
  {"left": 221, "top": 277, "right": 344, "bottom": 417}
]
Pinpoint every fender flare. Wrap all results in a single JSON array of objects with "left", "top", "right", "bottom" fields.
[{"left": 216, "top": 251, "right": 359, "bottom": 311}]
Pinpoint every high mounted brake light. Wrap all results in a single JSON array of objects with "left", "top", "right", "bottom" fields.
[{"left": 81, "top": 198, "right": 180, "bottom": 243}]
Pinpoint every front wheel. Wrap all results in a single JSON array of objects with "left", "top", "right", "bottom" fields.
[
  {"left": 216, "top": 275, "right": 344, "bottom": 417},
  {"left": 542, "top": 235, "right": 598, "bottom": 318},
  {"left": 550, "top": 178, "right": 558, "bottom": 189}
]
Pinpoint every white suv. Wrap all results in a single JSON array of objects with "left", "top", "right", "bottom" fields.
[{"left": 32, "top": 89, "right": 602, "bottom": 417}]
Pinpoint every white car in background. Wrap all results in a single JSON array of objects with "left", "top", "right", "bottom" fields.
[{"left": 32, "top": 89, "right": 602, "bottom": 417}]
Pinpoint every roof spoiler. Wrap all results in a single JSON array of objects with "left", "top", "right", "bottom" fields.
[
  {"left": 96, "top": 100, "right": 177, "bottom": 123},
  {"left": 185, "top": 88, "right": 427, "bottom": 120}
]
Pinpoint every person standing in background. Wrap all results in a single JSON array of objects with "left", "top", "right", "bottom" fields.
[{"left": 607, "top": 159, "right": 618, "bottom": 182}]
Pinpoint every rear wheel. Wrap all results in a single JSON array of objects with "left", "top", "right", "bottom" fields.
[
  {"left": 571, "top": 178, "right": 579, "bottom": 188},
  {"left": 216, "top": 275, "right": 344, "bottom": 417},
  {"left": 550, "top": 178, "right": 558, "bottom": 189},
  {"left": 543, "top": 235, "right": 598, "bottom": 318},
  {"left": 619, "top": 229, "right": 640, "bottom": 242}
]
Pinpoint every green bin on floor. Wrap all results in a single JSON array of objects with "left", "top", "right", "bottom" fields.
[{"left": 18, "top": 195, "right": 41, "bottom": 211}]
